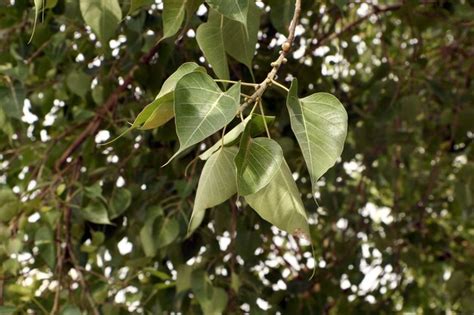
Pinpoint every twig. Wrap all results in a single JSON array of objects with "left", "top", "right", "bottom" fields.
[{"left": 239, "top": 0, "right": 302, "bottom": 112}]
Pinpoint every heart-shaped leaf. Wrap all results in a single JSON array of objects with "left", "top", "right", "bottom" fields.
[
  {"left": 166, "top": 72, "right": 240, "bottom": 164},
  {"left": 188, "top": 147, "right": 238, "bottom": 235},
  {"left": 286, "top": 79, "right": 348, "bottom": 194},
  {"left": 235, "top": 122, "right": 283, "bottom": 195},
  {"left": 245, "top": 159, "right": 310, "bottom": 239}
]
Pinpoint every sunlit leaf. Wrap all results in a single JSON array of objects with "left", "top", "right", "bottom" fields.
[
  {"left": 286, "top": 79, "right": 348, "bottom": 194},
  {"left": 206, "top": 0, "right": 248, "bottom": 25},
  {"left": 245, "top": 159, "right": 310, "bottom": 239},
  {"left": 166, "top": 72, "right": 240, "bottom": 164},
  {"left": 80, "top": 0, "right": 122, "bottom": 45},
  {"left": 188, "top": 147, "right": 238, "bottom": 234}
]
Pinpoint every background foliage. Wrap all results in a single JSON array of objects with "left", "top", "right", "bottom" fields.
[{"left": 0, "top": 0, "right": 473, "bottom": 314}]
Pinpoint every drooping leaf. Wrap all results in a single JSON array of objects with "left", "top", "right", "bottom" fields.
[
  {"left": 222, "top": 0, "right": 260, "bottom": 73},
  {"left": 34, "top": 225, "right": 56, "bottom": 269},
  {"left": 206, "top": 0, "right": 248, "bottom": 25},
  {"left": 29, "top": 0, "right": 43, "bottom": 43},
  {"left": 267, "top": 0, "right": 294, "bottom": 34},
  {"left": 234, "top": 123, "right": 283, "bottom": 195},
  {"left": 128, "top": 0, "right": 154, "bottom": 15},
  {"left": 139, "top": 207, "right": 162, "bottom": 257},
  {"left": 156, "top": 217, "right": 180, "bottom": 248},
  {"left": 188, "top": 147, "right": 238, "bottom": 234},
  {"left": 191, "top": 270, "right": 229, "bottom": 315},
  {"left": 161, "top": 0, "right": 203, "bottom": 41},
  {"left": 135, "top": 62, "right": 206, "bottom": 130},
  {"left": 286, "top": 79, "right": 348, "bottom": 194},
  {"left": 0, "top": 188, "right": 19, "bottom": 223},
  {"left": 245, "top": 159, "right": 310, "bottom": 239},
  {"left": 80, "top": 0, "right": 122, "bottom": 45},
  {"left": 166, "top": 72, "right": 240, "bottom": 164},
  {"left": 80, "top": 200, "right": 112, "bottom": 225},
  {"left": 196, "top": 9, "right": 230, "bottom": 80},
  {"left": 108, "top": 188, "right": 132, "bottom": 219}
]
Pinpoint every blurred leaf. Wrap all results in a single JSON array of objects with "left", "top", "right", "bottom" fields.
[{"left": 80, "top": 0, "right": 122, "bottom": 44}]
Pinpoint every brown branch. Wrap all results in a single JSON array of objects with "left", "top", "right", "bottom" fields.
[
  {"left": 54, "top": 43, "right": 162, "bottom": 172},
  {"left": 315, "top": 3, "right": 403, "bottom": 48},
  {"left": 239, "top": 0, "right": 302, "bottom": 112}
]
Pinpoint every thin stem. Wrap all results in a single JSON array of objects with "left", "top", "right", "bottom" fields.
[
  {"left": 221, "top": 124, "right": 227, "bottom": 147},
  {"left": 258, "top": 100, "right": 271, "bottom": 138},
  {"left": 214, "top": 79, "right": 258, "bottom": 87},
  {"left": 270, "top": 79, "right": 289, "bottom": 92}
]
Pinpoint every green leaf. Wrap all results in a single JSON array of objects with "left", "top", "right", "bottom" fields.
[
  {"left": 176, "top": 265, "right": 194, "bottom": 292},
  {"left": 60, "top": 305, "right": 82, "bottom": 315},
  {"left": 222, "top": 0, "right": 260, "bottom": 73},
  {"left": 245, "top": 159, "right": 310, "bottom": 239},
  {"left": 66, "top": 71, "right": 91, "bottom": 98},
  {"left": 199, "top": 114, "right": 275, "bottom": 160},
  {"left": 0, "top": 188, "right": 19, "bottom": 223},
  {"left": 267, "top": 0, "right": 294, "bottom": 34},
  {"left": 129, "top": 62, "right": 205, "bottom": 132},
  {"left": 234, "top": 124, "right": 283, "bottom": 195},
  {"left": 80, "top": 200, "right": 112, "bottom": 225},
  {"left": 192, "top": 270, "right": 228, "bottom": 315},
  {"left": 161, "top": 0, "right": 203, "bottom": 41},
  {"left": 0, "top": 84, "right": 26, "bottom": 120},
  {"left": 286, "top": 79, "right": 348, "bottom": 194},
  {"left": 166, "top": 72, "right": 240, "bottom": 164},
  {"left": 35, "top": 225, "right": 56, "bottom": 269},
  {"left": 196, "top": 9, "right": 230, "bottom": 80},
  {"left": 108, "top": 188, "right": 132, "bottom": 219},
  {"left": 0, "top": 306, "right": 17, "bottom": 315},
  {"left": 156, "top": 217, "right": 180, "bottom": 248},
  {"left": 188, "top": 147, "right": 238, "bottom": 234},
  {"left": 29, "top": 0, "right": 43, "bottom": 43},
  {"left": 80, "top": 0, "right": 123, "bottom": 45},
  {"left": 128, "top": 0, "right": 153, "bottom": 15},
  {"left": 206, "top": 0, "right": 248, "bottom": 25}
]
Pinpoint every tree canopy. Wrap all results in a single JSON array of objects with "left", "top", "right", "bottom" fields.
[{"left": 0, "top": 0, "right": 473, "bottom": 314}]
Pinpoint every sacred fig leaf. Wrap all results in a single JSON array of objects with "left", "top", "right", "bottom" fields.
[
  {"left": 196, "top": 9, "right": 230, "bottom": 80},
  {"left": 286, "top": 79, "right": 348, "bottom": 194},
  {"left": 34, "top": 225, "right": 56, "bottom": 269},
  {"left": 206, "top": 0, "right": 248, "bottom": 25},
  {"left": 108, "top": 188, "right": 132, "bottom": 219},
  {"left": 0, "top": 188, "right": 20, "bottom": 223},
  {"left": 136, "top": 62, "right": 205, "bottom": 130},
  {"left": 245, "top": 159, "right": 310, "bottom": 239},
  {"left": 165, "top": 72, "right": 240, "bottom": 164},
  {"left": 80, "top": 0, "right": 122, "bottom": 45},
  {"left": 222, "top": 0, "right": 260, "bottom": 74},
  {"left": 161, "top": 0, "right": 203, "bottom": 41},
  {"left": 188, "top": 147, "right": 238, "bottom": 235},
  {"left": 235, "top": 122, "right": 283, "bottom": 195},
  {"left": 199, "top": 114, "right": 275, "bottom": 160},
  {"left": 80, "top": 200, "right": 112, "bottom": 225}
]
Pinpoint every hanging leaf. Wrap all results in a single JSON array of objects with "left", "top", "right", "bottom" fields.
[
  {"left": 80, "top": 0, "right": 123, "bottom": 45},
  {"left": 29, "top": 0, "right": 43, "bottom": 43},
  {"left": 108, "top": 188, "right": 132, "bottom": 219},
  {"left": 206, "top": 0, "right": 248, "bottom": 25},
  {"left": 139, "top": 207, "right": 162, "bottom": 257},
  {"left": 80, "top": 200, "right": 112, "bottom": 225},
  {"left": 267, "top": 0, "right": 294, "bottom": 34},
  {"left": 188, "top": 147, "right": 238, "bottom": 234},
  {"left": 135, "top": 62, "right": 205, "bottom": 130},
  {"left": 161, "top": 0, "right": 203, "bottom": 41},
  {"left": 286, "top": 79, "right": 348, "bottom": 194},
  {"left": 234, "top": 122, "right": 283, "bottom": 195},
  {"left": 35, "top": 225, "right": 56, "bottom": 269},
  {"left": 156, "top": 217, "right": 180, "bottom": 248},
  {"left": 128, "top": 0, "right": 154, "bottom": 15},
  {"left": 191, "top": 270, "right": 229, "bottom": 315},
  {"left": 196, "top": 9, "right": 230, "bottom": 80},
  {"left": 0, "top": 188, "right": 19, "bottom": 223},
  {"left": 166, "top": 72, "right": 240, "bottom": 164},
  {"left": 222, "top": 0, "right": 260, "bottom": 74},
  {"left": 199, "top": 114, "right": 275, "bottom": 160},
  {"left": 245, "top": 159, "right": 310, "bottom": 239}
]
